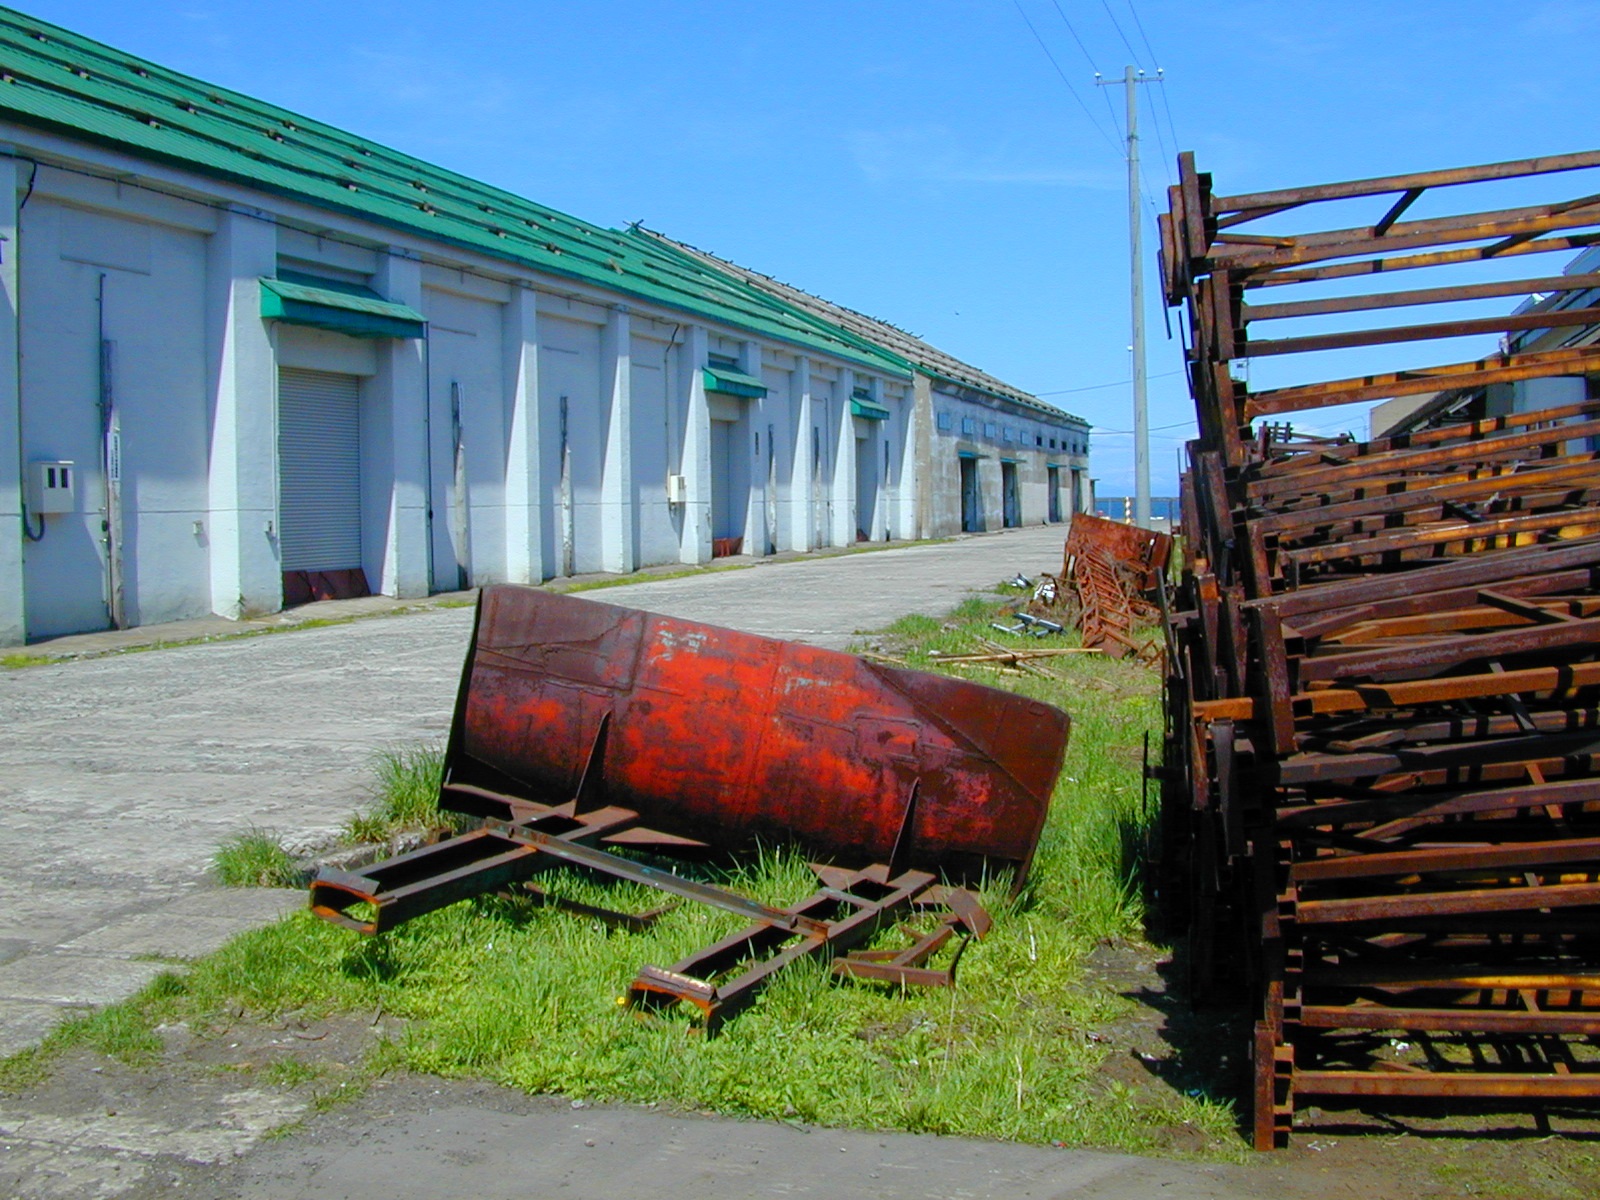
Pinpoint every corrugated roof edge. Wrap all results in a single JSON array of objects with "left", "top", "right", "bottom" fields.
[
  {"left": 629, "top": 226, "right": 1087, "bottom": 427},
  {"left": 0, "top": 6, "right": 907, "bottom": 378}
]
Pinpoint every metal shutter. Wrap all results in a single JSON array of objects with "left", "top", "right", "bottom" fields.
[{"left": 278, "top": 367, "right": 362, "bottom": 572}]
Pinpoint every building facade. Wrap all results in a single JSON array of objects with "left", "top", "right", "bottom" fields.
[{"left": 0, "top": 10, "right": 1088, "bottom": 646}]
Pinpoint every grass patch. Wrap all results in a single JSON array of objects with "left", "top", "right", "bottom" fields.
[
  {"left": 213, "top": 828, "right": 302, "bottom": 888},
  {"left": 2, "top": 652, "right": 50, "bottom": 669},
  {"left": 338, "top": 745, "right": 465, "bottom": 846},
  {"left": 1, "top": 589, "right": 1235, "bottom": 1155}
]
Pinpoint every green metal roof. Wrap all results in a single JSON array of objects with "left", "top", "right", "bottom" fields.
[
  {"left": 850, "top": 397, "right": 890, "bottom": 420},
  {"left": 0, "top": 7, "right": 906, "bottom": 377},
  {"left": 703, "top": 364, "right": 767, "bottom": 399},
  {"left": 631, "top": 227, "right": 1089, "bottom": 426},
  {"left": 261, "top": 270, "right": 425, "bottom": 339}
]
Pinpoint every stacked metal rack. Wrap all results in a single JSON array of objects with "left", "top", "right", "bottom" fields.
[{"left": 1157, "top": 149, "right": 1600, "bottom": 1147}]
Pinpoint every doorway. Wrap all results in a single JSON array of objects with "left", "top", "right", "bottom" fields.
[
  {"left": 1001, "top": 461, "right": 1020, "bottom": 528},
  {"left": 959, "top": 456, "right": 981, "bottom": 532}
]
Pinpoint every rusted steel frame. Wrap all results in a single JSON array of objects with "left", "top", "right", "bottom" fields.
[
  {"left": 1280, "top": 511, "right": 1600, "bottom": 569},
  {"left": 309, "top": 802, "right": 643, "bottom": 934},
  {"left": 1252, "top": 397, "right": 1600, "bottom": 480},
  {"left": 1305, "top": 705, "right": 1600, "bottom": 750},
  {"left": 1261, "top": 486, "right": 1600, "bottom": 551},
  {"left": 1207, "top": 199, "right": 1600, "bottom": 274},
  {"left": 1299, "top": 1006, "right": 1600, "bottom": 1036},
  {"left": 1271, "top": 730, "right": 1600, "bottom": 786},
  {"left": 1243, "top": 272, "right": 1600, "bottom": 324},
  {"left": 628, "top": 866, "right": 937, "bottom": 1031},
  {"left": 1295, "top": 615, "right": 1600, "bottom": 683},
  {"left": 1253, "top": 478, "right": 1600, "bottom": 546},
  {"left": 1303, "top": 964, "right": 1600, "bottom": 990},
  {"left": 1241, "top": 344, "right": 1600, "bottom": 419},
  {"left": 1295, "top": 882, "right": 1600, "bottom": 925},
  {"left": 483, "top": 818, "right": 831, "bottom": 933},
  {"left": 1198, "top": 653, "right": 1600, "bottom": 721},
  {"left": 1274, "top": 777, "right": 1600, "bottom": 832},
  {"left": 1242, "top": 302, "right": 1600, "bottom": 360},
  {"left": 1292, "top": 836, "right": 1600, "bottom": 882},
  {"left": 1284, "top": 564, "right": 1600, "bottom": 637},
  {"left": 1293, "top": 1071, "right": 1600, "bottom": 1099},
  {"left": 1212, "top": 150, "right": 1600, "bottom": 217},
  {"left": 832, "top": 887, "right": 990, "bottom": 987},
  {"left": 1247, "top": 415, "right": 1600, "bottom": 500},
  {"left": 1241, "top": 229, "right": 1600, "bottom": 290}
]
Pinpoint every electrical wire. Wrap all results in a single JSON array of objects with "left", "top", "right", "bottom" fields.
[
  {"left": 1099, "top": 0, "right": 1145, "bottom": 68},
  {"left": 1035, "top": 368, "right": 1182, "bottom": 396},
  {"left": 1007, "top": 0, "right": 1123, "bottom": 157}
]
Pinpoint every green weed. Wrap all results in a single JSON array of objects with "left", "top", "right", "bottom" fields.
[{"left": 212, "top": 829, "right": 302, "bottom": 888}]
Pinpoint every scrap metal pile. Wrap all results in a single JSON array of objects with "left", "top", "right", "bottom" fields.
[
  {"left": 1158, "top": 149, "right": 1600, "bottom": 1146},
  {"left": 310, "top": 585, "right": 1068, "bottom": 1031},
  {"left": 1061, "top": 512, "right": 1172, "bottom": 662}
]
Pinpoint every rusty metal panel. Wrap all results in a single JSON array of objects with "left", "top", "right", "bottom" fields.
[{"left": 447, "top": 585, "right": 1067, "bottom": 881}]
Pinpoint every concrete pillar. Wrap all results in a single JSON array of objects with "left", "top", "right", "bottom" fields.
[
  {"left": 0, "top": 156, "right": 21, "bottom": 644},
  {"left": 789, "top": 355, "right": 814, "bottom": 552},
  {"left": 908, "top": 374, "right": 933, "bottom": 541},
  {"left": 601, "top": 308, "right": 635, "bottom": 573},
  {"left": 680, "top": 325, "right": 712, "bottom": 564},
  {"left": 374, "top": 249, "right": 429, "bottom": 597},
  {"left": 831, "top": 367, "right": 856, "bottom": 547},
  {"left": 502, "top": 283, "right": 542, "bottom": 583},
  {"left": 204, "top": 206, "right": 280, "bottom": 619}
]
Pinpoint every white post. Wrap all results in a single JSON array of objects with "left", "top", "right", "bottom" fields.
[
  {"left": 832, "top": 368, "right": 857, "bottom": 547},
  {"left": 502, "top": 283, "right": 541, "bottom": 583},
  {"left": 374, "top": 249, "right": 429, "bottom": 597},
  {"left": 680, "top": 325, "right": 712, "bottom": 563},
  {"left": 0, "top": 155, "right": 22, "bottom": 644},
  {"left": 601, "top": 307, "right": 635, "bottom": 573},
  {"left": 790, "top": 355, "right": 814, "bottom": 552},
  {"left": 204, "top": 205, "right": 280, "bottom": 619}
]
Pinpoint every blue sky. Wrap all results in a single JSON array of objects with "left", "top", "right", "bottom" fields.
[{"left": 18, "top": 1, "right": 1600, "bottom": 493}]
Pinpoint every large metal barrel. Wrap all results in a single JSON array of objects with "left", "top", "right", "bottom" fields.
[{"left": 441, "top": 585, "right": 1070, "bottom": 882}]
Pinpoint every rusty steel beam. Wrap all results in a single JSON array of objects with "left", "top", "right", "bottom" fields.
[{"left": 1161, "top": 147, "right": 1600, "bottom": 1149}]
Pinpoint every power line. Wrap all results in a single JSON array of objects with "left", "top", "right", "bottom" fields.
[
  {"left": 1099, "top": 0, "right": 1145, "bottom": 68},
  {"left": 1044, "top": 0, "right": 1125, "bottom": 141},
  {"left": 1035, "top": 368, "right": 1183, "bottom": 396},
  {"left": 1123, "top": 0, "right": 1183, "bottom": 186},
  {"left": 1008, "top": 0, "right": 1122, "bottom": 157}
]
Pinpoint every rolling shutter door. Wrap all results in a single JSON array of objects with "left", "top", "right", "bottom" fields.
[{"left": 278, "top": 367, "right": 362, "bottom": 572}]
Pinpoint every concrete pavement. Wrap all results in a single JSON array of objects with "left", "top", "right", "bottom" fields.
[{"left": 0, "top": 525, "right": 1067, "bottom": 1055}]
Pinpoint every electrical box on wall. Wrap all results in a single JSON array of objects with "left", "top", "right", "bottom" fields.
[
  {"left": 666, "top": 473, "right": 687, "bottom": 504},
  {"left": 28, "top": 461, "right": 76, "bottom": 515}
]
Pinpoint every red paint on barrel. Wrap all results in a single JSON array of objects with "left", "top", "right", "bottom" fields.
[{"left": 445, "top": 586, "right": 1069, "bottom": 882}]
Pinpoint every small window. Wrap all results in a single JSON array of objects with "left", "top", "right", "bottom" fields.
[
  {"left": 1002, "top": 426, "right": 1015, "bottom": 444},
  {"left": 1035, "top": 434, "right": 1044, "bottom": 447},
  {"left": 984, "top": 422, "right": 997, "bottom": 439},
  {"left": 937, "top": 411, "right": 953, "bottom": 432},
  {"left": 1049, "top": 438, "right": 1057, "bottom": 450},
  {"left": 962, "top": 416, "right": 976, "bottom": 435}
]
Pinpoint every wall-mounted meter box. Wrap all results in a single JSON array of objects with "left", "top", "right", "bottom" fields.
[
  {"left": 665, "top": 473, "right": 688, "bottom": 504},
  {"left": 28, "top": 461, "right": 76, "bottom": 515}
]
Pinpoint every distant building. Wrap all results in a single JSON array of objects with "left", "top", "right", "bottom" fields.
[
  {"left": 0, "top": 9, "right": 1089, "bottom": 645},
  {"left": 633, "top": 230, "right": 1092, "bottom": 539}
]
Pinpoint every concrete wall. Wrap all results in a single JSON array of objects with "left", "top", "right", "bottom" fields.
[
  {"left": 921, "top": 384, "right": 1089, "bottom": 538},
  {"left": 0, "top": 127, "right": 1091, "bottom": 645}
]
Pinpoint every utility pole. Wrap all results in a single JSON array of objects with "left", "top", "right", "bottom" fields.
[{"left": 1099, "top": 66, "right": 1157, "bottom": 528}]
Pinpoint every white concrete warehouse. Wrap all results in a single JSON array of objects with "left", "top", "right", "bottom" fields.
[{"left": 0, "top": 8, "right": 1090, "bottom": 646}]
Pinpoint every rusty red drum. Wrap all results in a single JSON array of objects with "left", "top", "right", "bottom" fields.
[{"left": 443, "top": 585, "right": 1070, "bottom": 883}]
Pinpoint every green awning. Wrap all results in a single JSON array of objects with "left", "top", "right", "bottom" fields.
[
  {"left": 850, "top": 397, "right": 891, "bottom": 420},
  {"left": 260, "top": 271, "right": 426, "bottom": 339},
  {"left": 703, "top": 364, "right": 767, "bottom": 398}
]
